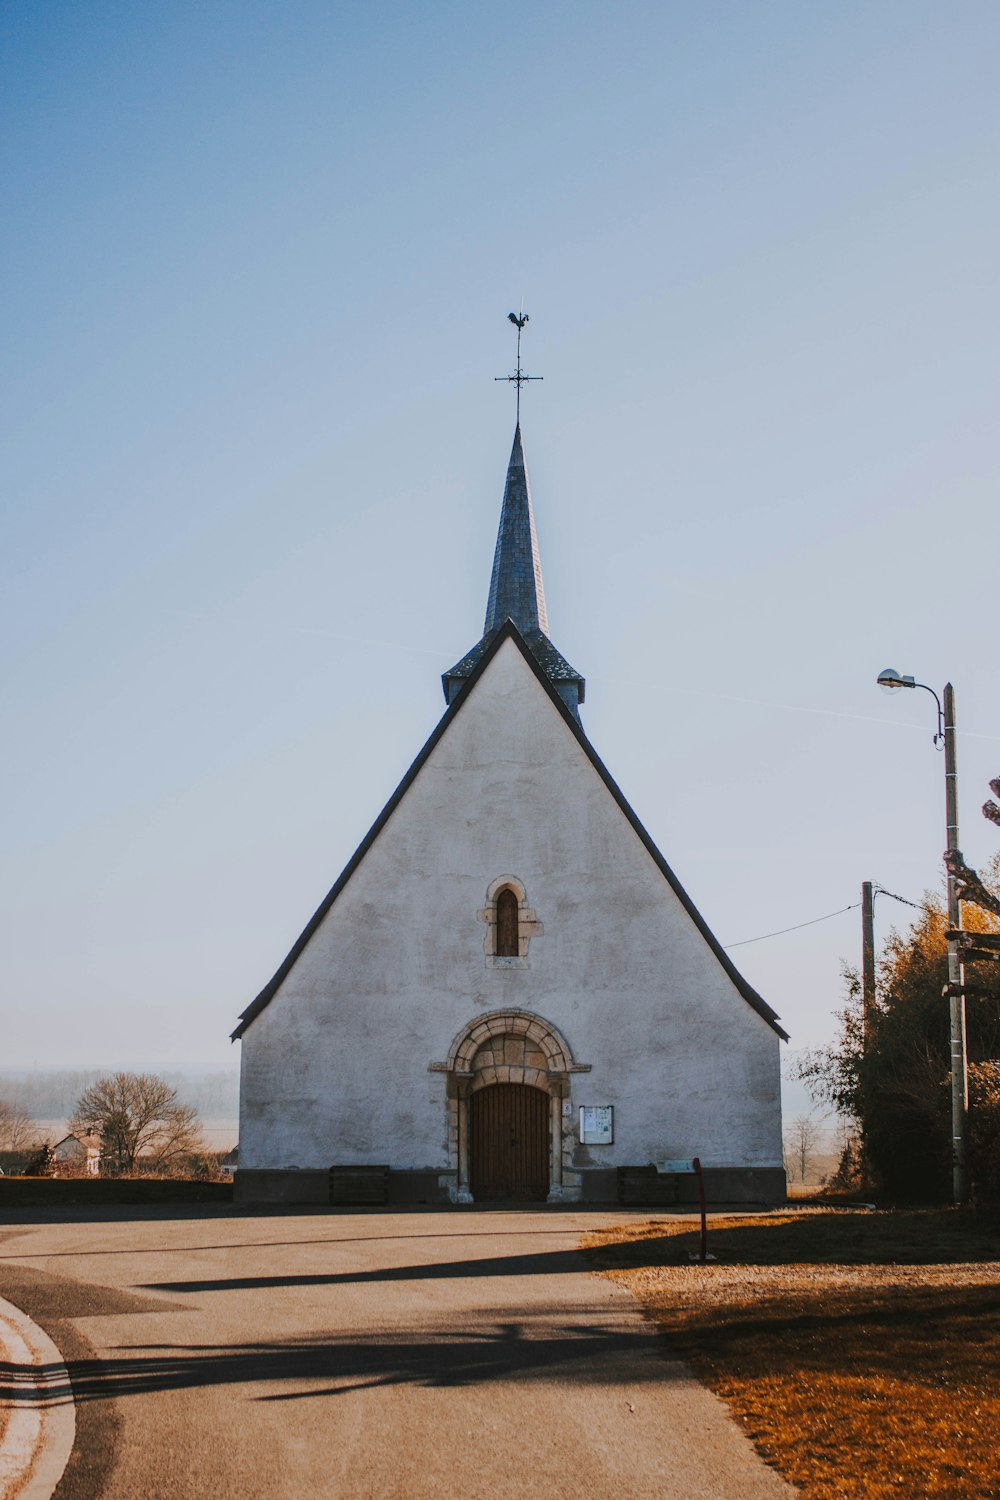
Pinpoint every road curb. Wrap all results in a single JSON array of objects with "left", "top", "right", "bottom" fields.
[{"left": 0, "top": 1294, "right": 75, "bottom": 1500}]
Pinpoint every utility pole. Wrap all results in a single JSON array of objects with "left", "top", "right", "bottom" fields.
[
  {"left": 944, "top": 683, "right": 968, "bottom": 1205},
  {"left": 877, "top": 668, "right": 970, "bottom": 1205},
  {"left": 860, "top": 879, "right": 877, "bottom": 1195},
  {"left": 861, "top": 880, "right": 876, "bottom": 1046}
]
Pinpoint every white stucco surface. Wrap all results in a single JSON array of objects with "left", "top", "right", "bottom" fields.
[{"left": 239, "top": 638, "right": 783, "bottom": 1186}]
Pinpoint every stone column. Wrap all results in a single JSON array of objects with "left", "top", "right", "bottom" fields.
[
  {"left": 547, "top": 1083, "right": 564, "bottom": 1203},
  {"left": 455, "top": 1079, "right": 473, "bottom": 1204}
]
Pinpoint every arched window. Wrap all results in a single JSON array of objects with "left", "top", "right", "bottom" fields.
[
  {"left": 495, "top": 887, "right": 519, "bottom": 957},
  {"left": 478, "top": 876, "right": 542, "bottom": 968}
]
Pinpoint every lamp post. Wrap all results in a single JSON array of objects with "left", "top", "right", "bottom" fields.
[{"left": 877, "top": 669, "right": 968, "bottom": 1204}]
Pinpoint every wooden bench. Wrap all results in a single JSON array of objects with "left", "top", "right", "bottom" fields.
[
  {"left": 617, "top": 1165, "right": 679, "bottom": 1206},
  {"left": 329, "top": 1165, "right": 390, "bottom": 1206}
]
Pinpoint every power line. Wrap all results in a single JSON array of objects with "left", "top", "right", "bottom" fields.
[
  {"left": 724, "top": 903, "right": 861, "bottom": 949},
  {"left": 873, "top": 884, "right": 924, "bottom": 911},
  {"left": 724, "top": 884, "right": 926, "bottom": 950}
]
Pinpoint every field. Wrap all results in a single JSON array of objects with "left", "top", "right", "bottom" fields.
[{"left": 585, "top": 1208, "right": 1000, "bottom": 1500}]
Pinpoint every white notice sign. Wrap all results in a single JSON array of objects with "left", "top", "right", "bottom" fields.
[{"left": 579, "top": 1105, "right": 614, "bottom": 1145}]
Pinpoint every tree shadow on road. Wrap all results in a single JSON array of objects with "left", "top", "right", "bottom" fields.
[
  {"left": 0, "top": 1313, "right": 685, "bottom": 1406},
  {"left": 140, "top": 1244, "right": 590, "bottom": 1293}
]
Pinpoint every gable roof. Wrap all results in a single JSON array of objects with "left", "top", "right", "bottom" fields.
[
  {"left": 53, "top": 1133, "right": 101, "bottom": 1154},
  {"left": 444, "top": 624, "right": 585, "bottom": 703},
  {"left": 232, "top": 620, "right": 787, "bottom": 1041}
]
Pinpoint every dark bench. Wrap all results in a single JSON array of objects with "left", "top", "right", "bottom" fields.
[
  {"left": 617, "top": 1165, "right": 679, "bottom": 1206},
  {"left": 329, "top": 1165, "right": 390, "bottom": 1206}
]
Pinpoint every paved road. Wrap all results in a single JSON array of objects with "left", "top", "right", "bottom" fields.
[{"left": 0, "top": 1207, "right": 793, "bottom": 1499}]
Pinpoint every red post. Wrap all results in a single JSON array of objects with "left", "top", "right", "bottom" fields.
[{"left": 693, "top": 1156, "right": 708, "bottom": 1263}]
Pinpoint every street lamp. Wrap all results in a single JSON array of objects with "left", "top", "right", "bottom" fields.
[{"left": 876, "top": 668, "right": 968, "bottom": 1204}]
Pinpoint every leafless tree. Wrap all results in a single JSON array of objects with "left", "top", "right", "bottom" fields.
[
  {"left": 71, "top": 1072, "right": 206, "bottom": 1176},
  {"left": 0, "top": 1099, "right": 42, "bottom": 1153},
  {"left": 784, "top": 1114, "right": 822, "bottom": 1185}
]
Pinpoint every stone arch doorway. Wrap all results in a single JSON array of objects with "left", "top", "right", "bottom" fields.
[
  {"left": 433, "top": 1009, "right": 591, "bottom": 1203},
  {"left": 470, "top": 1083, "right": 549, "bottom": 1201}
]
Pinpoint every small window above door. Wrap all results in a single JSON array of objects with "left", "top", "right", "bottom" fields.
[
  {"left": 478, "top": 876, "right": 543, "bottom": 969},
  {"left": 495, "top": 888, "right": 519, "bottom": 957}
]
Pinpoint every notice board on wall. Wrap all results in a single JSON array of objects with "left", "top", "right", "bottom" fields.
[{"left": 579, "top": 1105, "right": 614, "bottom": 1145}]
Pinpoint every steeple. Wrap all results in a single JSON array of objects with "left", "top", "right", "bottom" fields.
[
  {"left": 483, "top": 423, "right": 549, "bottom": 637},
  {"left": 443, "top": 422, "right": 585, "bottom": 718}
]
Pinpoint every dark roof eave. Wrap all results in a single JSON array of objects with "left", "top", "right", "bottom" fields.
[
  {"left": 443, "top": 622, "right": 585, "bottom": 701},
  {"left": 232, "top": 621, "right": 786, "bottom": 1042}
]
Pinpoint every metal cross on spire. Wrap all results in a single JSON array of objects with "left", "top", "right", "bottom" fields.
[{"left": 495, "top": 308, "right": 542, "bottom": 423}]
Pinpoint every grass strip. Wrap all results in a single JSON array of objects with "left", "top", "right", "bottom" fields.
[{"left": 584, "top": 1208, "right": 1000, "bottom": 1500}]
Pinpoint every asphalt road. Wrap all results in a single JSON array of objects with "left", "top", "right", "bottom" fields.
[{"left": 0, "top": 1206, "right": 793, "bottom": 1499}]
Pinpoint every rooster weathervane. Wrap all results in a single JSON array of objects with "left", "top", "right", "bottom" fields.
[{"left": 495, "top": 307, "right": 542, "bottom": 423}]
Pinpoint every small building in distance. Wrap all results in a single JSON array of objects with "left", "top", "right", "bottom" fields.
[
  {"left": 52, "top": 1133, "right": 101, "bottom": 1176},
  {"left": 233, "top": 400, "right": 787, "bottom": 1207}
]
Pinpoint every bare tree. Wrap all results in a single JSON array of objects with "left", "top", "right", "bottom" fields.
[
  {"left": 784, "top": 1114, "right": 822, "bottom": 1185},
  {"left": 71, "top": 1073, "right": 206, "bottom": 1176},
  {"left": 0, "top": 1099, "right": 42, "bottom": 1153}
]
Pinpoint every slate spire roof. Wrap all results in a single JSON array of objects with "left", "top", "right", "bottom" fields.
[
  {"left": 483, "top": 423, "right": 549, "bottom": 636},
  {"left": 443, "top": 423, "right": 585, "bottom": 716}
]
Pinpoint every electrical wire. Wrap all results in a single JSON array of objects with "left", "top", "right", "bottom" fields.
[
  {"left": 873, "top": 884, "right": 924, "bottom": 911},
  {"left": 724, "top": 903, "right": 861, "bottom": 949},
  {"left": 723, "top": 884, "right": 925, "bottom": 949}
]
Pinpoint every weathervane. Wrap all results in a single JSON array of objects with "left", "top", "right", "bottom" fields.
[{"left": 495, "top": 308, "right": 542, "bottom": 423}]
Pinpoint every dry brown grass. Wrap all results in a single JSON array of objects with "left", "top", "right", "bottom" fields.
[{"left": 584, "top": 1209, "right": 1000, "bottom": 1499}]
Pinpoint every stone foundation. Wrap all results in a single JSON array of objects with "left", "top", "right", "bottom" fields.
[
  {"left": 234, "top": 1169, "right": 330, "bottom": 1205},
  {"left": 578, "top": 1165, "right": 787, "bottom": 1205},
  {"left": 235, "top": 1165, "right": 785, "bottom": 1207}
]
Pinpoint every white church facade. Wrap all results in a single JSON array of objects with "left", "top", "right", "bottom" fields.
[{"left": 233, "top": 420, "right": 786, "bottom": 1205}]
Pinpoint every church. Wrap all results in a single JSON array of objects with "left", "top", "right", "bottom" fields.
[{"left": 233, "top": 369, "right": 787, "bottom": 1206}]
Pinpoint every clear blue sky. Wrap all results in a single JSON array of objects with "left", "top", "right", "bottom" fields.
[{"left": 3, "top": 2, "right": 998, "bottom": 1093}]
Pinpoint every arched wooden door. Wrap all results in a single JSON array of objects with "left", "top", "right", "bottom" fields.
[{"left": 470, "top": 1083, "right": 549, "bottom": 1201}]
